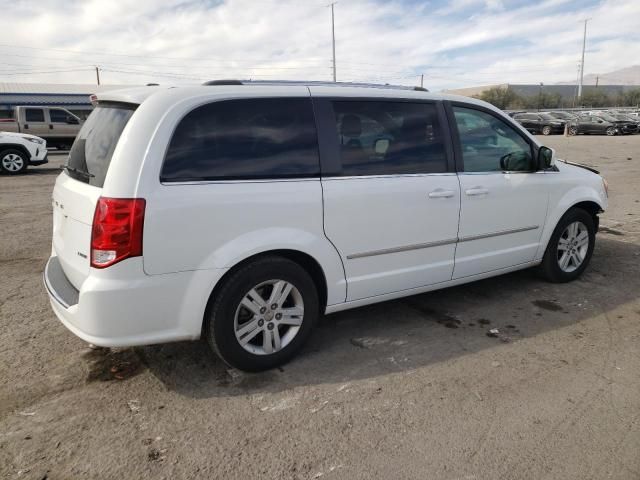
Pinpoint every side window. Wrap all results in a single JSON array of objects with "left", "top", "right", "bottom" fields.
[
  {"left": 453, "top": 106, "right": 533, "bottom": 173},
  {"left": 332, "top": 101, "right": 447, "bottom": 176},
  {"left": 162, "top": 98, "right": 320, "bottom": 181},
  {"left": 25, "top": 108, "right": 45, "bottom": 122},
  {"left": 50, "top": 109, "right": 71, "bottom": 123}
]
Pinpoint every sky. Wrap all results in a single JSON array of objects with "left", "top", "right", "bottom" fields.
[{"left": 0, "top": 0, "right": 638, "bottom": 91}]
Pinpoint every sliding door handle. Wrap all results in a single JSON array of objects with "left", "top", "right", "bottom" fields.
[
  {"left": 465, "top": 187, "right": 489, "bottom": 196},
  {"left": 428, "top": 189, "right": 456, "bottom": 199}
]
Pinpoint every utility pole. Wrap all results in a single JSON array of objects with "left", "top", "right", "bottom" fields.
[
  {"left": 95, "top": 66, "right": 101, "bottom": 86},
  {"left": 577, "top": 18, "right": 590, "bottom": 99},
  {"left": 328, "top": 2, "right": 337, "bottom": 82}
]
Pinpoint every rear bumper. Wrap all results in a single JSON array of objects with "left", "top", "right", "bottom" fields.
[{"left": 43, "top": 255, "right": 227, "bottom": 347}]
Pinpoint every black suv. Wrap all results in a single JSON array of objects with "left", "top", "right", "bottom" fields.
[{"left": 512, "top": 112, "right": 565, "bottom": 135}]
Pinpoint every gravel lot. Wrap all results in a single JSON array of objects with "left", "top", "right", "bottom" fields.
[{"left": 1, "top": 136, "right": 639, "bottom": 480}]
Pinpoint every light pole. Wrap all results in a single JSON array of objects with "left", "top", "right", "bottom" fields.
[
  {"left": 328, "top": 2, "right": 337, "bottom": 82},
  {"left": 577, "top": 18, "right": 590, "bottom": 100}
]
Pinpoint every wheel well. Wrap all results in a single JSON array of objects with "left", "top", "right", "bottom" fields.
[
  {"left": 571, "top": 201, "right": 602, "bottom": 219},
  {"left": 0, "top": 144, "right": 30, "bottom": 159},
  {"left": 570, "top": 201, "right": 602, "bottom": 230},
  {"left": 205, "top": 250, "right": 328, "bottom": 320}
]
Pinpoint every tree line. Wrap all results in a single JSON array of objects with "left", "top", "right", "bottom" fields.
[{"left": 474, "top": 86, "right": 640, "bottom": 110}]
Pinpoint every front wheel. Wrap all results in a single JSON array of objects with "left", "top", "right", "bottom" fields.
[
  {"left": 0, "top": 149, "right": 28, "bottom": 175},
  {"left": 541, "top": 125, "right": 552, "bottom": 135},
  {"left": 539, "top": 208, "right": 596, "bottom": 283},
  {"left": 606, "top": 127, "right": 616, "bottom": 136},
  {"left": 569, "top": 126, "right": 578, "bottom": 135},
  {"left": 204, "top": 256, "right": 319, "bottom": 371}
]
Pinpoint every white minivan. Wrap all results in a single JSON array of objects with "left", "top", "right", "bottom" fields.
[{"left": 44, "top": 81, "right": 608, "bottom": 371}]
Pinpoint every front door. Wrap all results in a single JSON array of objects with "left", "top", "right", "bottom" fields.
[
  {"left": 317, "top": 97, "right": 461, "bottom": 301},
  {"left": 449, "top": 104, "right": 549, "bottom": 279},
  {"left": 48, "top": 108, "right": 79, "bottom": 140}
]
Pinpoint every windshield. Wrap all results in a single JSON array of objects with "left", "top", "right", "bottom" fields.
[
  {"left": 550, "top": 112, "right": 572, "bottom": 119},
  {"left": 539, "top": 113, "right": 555, "bottom": 120},
  {"left": 65, "top": 104, "right": 137, "bottom": 187}
]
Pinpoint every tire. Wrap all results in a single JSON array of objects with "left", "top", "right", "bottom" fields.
[
  {"left": 605, "top": 127, "right": 616, "bottom": 136},
  {"left": 204, "top": 256, "right": 320, "bottom": 371},
  {"left": 569, "top": 126, "right": 578, "bottom": 136},
  {"left": 541, "top": 125, "right": 552, "bottom": 136},
  {"left": 538, "top": 208, "right": 596, "bottom": 283},
  {"left": 0, "top": 149, "right": 28, "bottom": 175}
]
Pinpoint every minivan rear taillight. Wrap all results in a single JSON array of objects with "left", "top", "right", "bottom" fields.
[{"left": 91, "top": 197, "right": 145, "bottom": 268}]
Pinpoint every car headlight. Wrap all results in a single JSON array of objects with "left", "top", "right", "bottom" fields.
[{"left": 26, "top": 137, "right": 45, "bottom": 145}]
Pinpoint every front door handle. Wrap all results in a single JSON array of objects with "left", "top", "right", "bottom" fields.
[
  {"left": 465, "top": 187, "right": 489, "bottom": 196},
  {"left": 428, "top": 189, "right": 455, "bottom": 199}
]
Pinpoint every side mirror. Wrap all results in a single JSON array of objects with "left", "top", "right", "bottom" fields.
[
  {"left": 374, "top": 138, "right": 389, "bottom": 155},
  {"left": 538, "top": 146, "right": 555, "bottom": 169}
]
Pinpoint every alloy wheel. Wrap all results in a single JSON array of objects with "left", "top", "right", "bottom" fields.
[
  {"left": 234, "top": 279, "right": 304, "bottom": 355},
  {"left": 1, "top": 153, "right": 25, "bottom": 172},
  {"left": 557, "top": 221, "right": 589, "bottom": 273}
]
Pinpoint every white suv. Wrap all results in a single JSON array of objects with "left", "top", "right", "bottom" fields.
[
  {"left": 0, "top": 131, "right": 48, "bottom": 174},
  {"left": 44, "top": 81, "right": 608, "bottom": 371}
]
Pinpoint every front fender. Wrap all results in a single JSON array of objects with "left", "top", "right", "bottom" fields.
[{"left": 535, "top": 185, "right": 606, "bottom": 261}]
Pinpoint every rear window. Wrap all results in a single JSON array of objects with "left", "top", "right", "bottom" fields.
[
  {"left": 161, "top": 98, "right": 320, "bottom": 182},
  {"left": 65, "top": 104, "right": 136, "bottom": 187},
  {"left": 25, "top": 108, "right": 45, "bottom": 122}
]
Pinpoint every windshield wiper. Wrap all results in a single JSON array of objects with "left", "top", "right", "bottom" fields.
[{"left": 62, "top": 165, "right": 95, "bottom": 178}]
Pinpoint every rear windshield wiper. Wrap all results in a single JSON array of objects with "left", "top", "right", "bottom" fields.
[{"left": 62, "top": 165, "right": 95, "bottom": 178}]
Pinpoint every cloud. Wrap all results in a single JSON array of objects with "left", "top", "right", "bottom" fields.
[{"left": 0, "top": 0, "right": 638, "bottom": 91}]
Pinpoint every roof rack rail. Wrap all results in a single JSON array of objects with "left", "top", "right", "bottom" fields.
[
  {"left": 202, "top": 79, "right": 244, "bottom": 86},
  {"left": 200, "top": 79, "right": 428, "bottom": 92}
]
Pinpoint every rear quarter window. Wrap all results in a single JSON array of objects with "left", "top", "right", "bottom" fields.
[
  {"left": 65, "top": 104, "right": 136, "bottom": 187},
  {"left": 161, "top": 97, "right": 320, "bottom": 182}
]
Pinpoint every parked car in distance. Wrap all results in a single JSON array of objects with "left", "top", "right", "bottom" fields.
[
  {"left": 44, "top": 82, "right": 608, "bottom": 371},
  {"left": 0, "top": 131, "right": 48, "bottom": 174},
  {"left": 607, "top": 113, "right": 640, "bottom": 133},
  {"left": 570, "top": 115, "right": 622, "bottom": 136},
  {"left": 0, "top": 106, "right": 82, "bottom": 150},
  {"left": 512, "top": 112, "right": 565, "bottom": 135}
]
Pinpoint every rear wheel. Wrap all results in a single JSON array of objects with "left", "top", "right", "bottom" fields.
[
  {"left": 204, "top": 256, "right": 319, "bottom": 371},
  {"left": 539, "top": 208, "right": 595, "bottom": 283},
  {"left": 541, "top": 125, "right": 552, "bottom": 135},
  {"left": 569, "top": 126, "right": 578, "bottom": 135},
  {"left": 606, "top": 127, "right": 616, "bottom": 136},
  {"left": 0, "top": 149, "right": 28, "bottom": 174}
]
